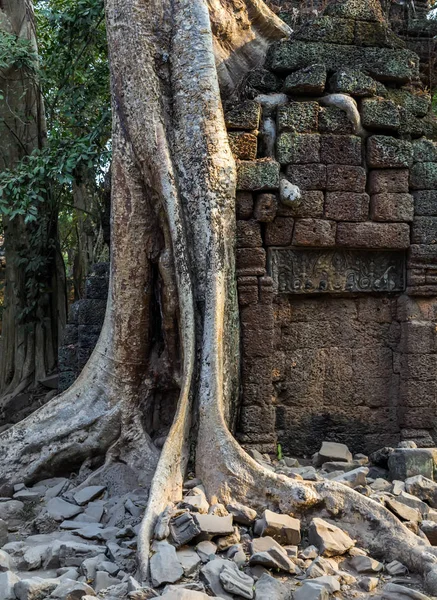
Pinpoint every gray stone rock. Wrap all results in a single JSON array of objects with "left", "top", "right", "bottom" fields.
[
  {"left": 46, "top": 498, "right": 83, "bottom": 521},
  {"left": 84, "top": 501, "right": 105, "bottom": 523},
  {"left": 249, "top": 547, "right": 299, "bottom": 573},
  {"left": 200, "top": 558, "right": 234, "bottom": 600},
  {"left": 360, "top": 576, "right": 379, "bottom": 592},
  {"left": 80, "top": 554, "right": 107, "bottom": 580},
  {"left": 76, "top": 525, "right": 118, "bottom": 542},
  {"left": 60, "top": 520, "right": 102, "bottom": 530},
  {"left": 254, "top": 573, "right": 289, "bottom": 600},
  {"left": 154, "top": 504, "right": 174, "bottom": 540},
  {"left": 405, "top": 475, "right": 437, "bottom": 509},
  {"left": 196, "top": 540, "right": 217, "bottom": 563},
  {"left": 195, "top": 514, "right": 234, "bottom": 536},
  {"left": 0, "top": 550, "right": 12, "bottom": 572},
  {"left": 50, "top": 579, "right": 96, "bottom": 599},
  {"left": 219, "top": 561, "right": 254, "bottom": 599},
  {"left": 128, "top": 588, "right": 160, "bottom": 600},
  {"left": 0, "top": 520, "right": 7, "bottom": 549},
  {"left": 396, "top": 491, "right": 429, "bottom": 518},
  {"left": 317, "top": 442, "right": 353, "bottom": 465},
  {"left": 250, "top": 536, "right": 285, "bottom": 555},
  {"left": 255, "top": 509, "right": 300, "bottom": 545},
  {"left": 14, "top": 578, "right": 58, "bottom": 600},
  {"left": 226, "top": 502, "right": 257, "bottom": 525},
  {"left": 299, "top": 545, "right": 318, "bottom": 560},
  {"left": 58, "top": 542, "right": 105, "bottom": 568},
  {"left": 150, "top": 541, "right": 183, "bottom": 587},
  {"left": 94, "top": 570, "right": 120, "bottom": 593},
  {"left": 95, "top": 560, "right": 119, "bottom": 576},
  {"left": 310, "top": 576, "right": 340, "bottom": 593},
  {"left": 421, "top": 520, "right": 437, "bottom": 545},
  {"left": 308, "top": 518, "right": 355, "bottom": 557},
  {"left": 170, "top": 512, "right": 201, "bottom": 547},
  {"left": 332, "top": 467, "right": 369, "bottom": 489},
  {"left": 176, "top": 547, "right": 201, "bottom": 576},
  {"left": 388, "top": 449, "right": 434, "bottom": 481},
  {"left": 57, "top": 567, "right": 79, "bottom": 581},
  {"left": 386, "top": 497, "right": 421, "bottom": 523},
  {"left": 226, "top": 544, "right": 246, "bottom": 567},
  {"left": 294, "top": 581, "right": 329, "bottom": 600},
  {"left": 385, "top": 560, "right": 409, "bottom": 576},
  {"left": 0, "top": 571, "right": 20, "bottom": 600},
  {"left": 73, "top": 486, "right": 106, "bottom": 506},
  {"left": 0, "top": 501, "right": 24, "bottom": 526},
  {"left": 349, "top": 555, "right": 383, "bottom": 573},
  {"left": 382, "top": 583, "right": 430, "bottom": 600}
]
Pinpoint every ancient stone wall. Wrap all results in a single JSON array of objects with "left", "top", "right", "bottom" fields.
[{"left": 230, "top": 0, "right": 437, "bottom": 455}]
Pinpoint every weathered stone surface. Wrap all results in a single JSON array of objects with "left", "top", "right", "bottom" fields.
[
  {"left": 237, "top": 160, "right": 280, "bottom": 191},
  {"left": 200, "top": 559, "right": 234, "bottom": 600},
  {"left": 413, "top": 191, "right": 437, "bottom": 216},
  {"left": 226, "top": 502, "right": 256, "bottom": 526},
  {"left": 336, "top": 222, "right": 410, "bottom": 249},
  {"left": 237, "top": 220, "right": 262, "bottom": 248},
  {"left": 325, "top": 192, "right": 369, "bottom": 221},
  {"left": 361, "top": 98, "right": 400, "bottom": 131},
  {"left": 276, "top": 133, "right": 320, "bottom": 165},
  {"left": 355, "top": 20, "right": 404, "bottom": 49},
  {"left": 367, "top": 136, "right": 413, "bottom": 168},
  {"left": 405, "top": 475, "right": 437, "bottom": 508},
  {"left": 332, "top": 467, "right": 369, "bottom": 488},
  {"left": 196, "top": 540, "right": 217, "bottom": 563},
  {"left": 58, "top": 541, "right": 104, "bottom": 568},
  {"left": 370, "top": 193, "right": 414, "bottom": 222},
  {"left": 246, "top": 69, "right": 282, "bottom": 94},
  {"left": 410, "top": 162, "right": 437, "bottom": 190},
  {"left": 308, "top": 518, "right": 355, "bottom": 557},
  {"left": 170, "top": 513, "right": 202, "bottom": 547},
  {"left": 295, "top": 16, "right": 355, "bottom": 45},
  {"left": 250, "top": 536, "right": 284, "bottom": 555},
  {"left": 0, "top": 571, "right": 20, "bottom": 600},
  {"left": 421, "top": 520, "right": 437, "bottom": 545},
  {"left": 350, "top": 555, "right": 383, "bottom": 576},
  {"left": 267, "top": 42, "right": 419, "bottom": 84},
  {"left": 228, "top": 132, "right": 257, "bottom": 161},
  {"left": 219, "top": 562, "right": 254, "bottom": 599},
  {"left": 277, "top": 102, "right": 319, "bottom": 133},
  {"left": 249, "top": 547, "right": 298, "bottom": 573},
  {"left": 293, "top": 219, "right": 336, "bottom": 247},
  {"left": 150, "top": 541, "right": 183, "bottom": 587},
  {"left": 254, "top": 194, "right": 277, "bottom": 223},
  {"left": 326, "top": 165, "right": 366, "bottom": 192},
  {"left": 324, "top": 0, "right": 384, "bottom": 21},
  {"left": 46, "top": 498, "right": 83, "bottom": 521},
  {"left": 320, "top": 135, "right": 362, "bottom": 166},
  {"left": 277, "top": 190, "right": 324, "bottom": 219},
  {"left": 265, "top": 217, "right": 294, "bottom": 246},
  {"left": 225, "top": 101, "right": 260, "bottom": 130},
  {"left": 254, "top": 573, "right": 289, "bottom": 600},
  {"left": 318, "top": 107, "right": 353, "bottom": 135},
  {"left": 386, "top": 89, "right": 431, "bottom": 118},
  {"left": 386, "top": 497, "right": 422, "bottom": 522},
  {"left": 14, "top": 578, "right": 58, "bottom": 600},
  {"left": 388, "top": 449, "right": 434, "bottom": 481},
  {"left": 176, "top": 547, "right": 201, "bottom": 576},
  {"left": 294, "top": 581, "right": 329, "bottom": 600},
  {"left": 195, "top": 514, "right": 234, "bottom": 536},
  {"left": 412, "top": 217, "right": 437, "bottom": 245},
  {"left": 283, "top": 64, "right": 326, "bottom": 95},
  {"left": 413, "top": 138, "right": 437, "bottom": 163},
  {"left": 51, "top": 579, "right": 96, "bottom": 599},
  {"left": 318, "top": 442, "right": 353, "bottom": 464},
  {"left": 236, "top": 192, "right": 254, "bottom": 220},
  {"left": 287, "top": 164, "right": 327, "bottom": 190},
  {"left": 256, "top": 510, "right": 301, "bottom": 545},
  {"left": 73, "top": 486, "right": 105, "bottom": 506},
  {"left": 369, "top": 169, "right": 410, "bottom": 194},
  {"left": 329, "top": 69, "right": 377, "bottom": 97}
]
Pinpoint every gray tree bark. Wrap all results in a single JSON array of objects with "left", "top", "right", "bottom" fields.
[{"left": 2, "top": 0, "right": 437, "bottom": 592}]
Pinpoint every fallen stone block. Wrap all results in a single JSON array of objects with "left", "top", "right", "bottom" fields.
[
  {"left": 219, "top": 562, "right": 254, "bottom": 599},
  {"left": 405, "top": 475, "right": 437, "bottom": 508},
  {"left": 308, "top": 518, "right": 355, "bottom": 557},
  {"left": 150, "top": 541, "right": 183, "bottom": 588},
  {"left": 195, "top": 514, "right": 234, "bottom": 537},
  {"left": 169, "top": 512, "right": 201, "bottom": 547},
  {"left": 226, "top": 502, "right": 256, "bottom": 525},
  {"left": 255, "top": 509, "right": 301, "bottom": 545},
  {"left": 294, "top": 581, "right": 330, "bottom": 600},
  {"left": 200, "top": 558, "right": 234, "bottom": 600},
  {"left": 316, "top": 442, "right": 353, "bottom": 465},
  {"left": 0, "top": 570, "right": 20, "bottom": 600},
  {"left": 388, "top": 449, "right": 434, "bottom": 481},
  {"left": 249, "top": 547, "right": 299, "bottom": 573},
  {"left": 349, "top": 555, "right": 383, "bottom": 573},
  {"left": 72, "top": 486, "right": 106, "bottom": 506}
]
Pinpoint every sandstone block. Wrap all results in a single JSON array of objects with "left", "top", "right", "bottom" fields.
[
  {"left": 410, "top": 162, "right": 437, "bottom": 190},
  {"left": 361, "top": 98, "right": 400, "bottom": 131},
  {"left": 336, "top": 222, "right": 410, "bottom": 249},
  {"left": 294, "top": 16, "right": 355, "bottom": 45},
  {"left": 240, "top": 304, "right": 274, "bottom": 331},
  {"left": 293, "top": 219, "right": 336, "bottom": 247},
  {"left": 367, "top": 136, "right": 413, "bottom": 168},
  {"left": 413, "top": 138, "right": 437, "bottom": 163},
  {"left": 265, "top": 217, "right": 294, "bottom": 246},
  {"left": 249, "top": 547, "right": 298, "bottom": 573},
  {"left": 246, "top": 69, "right": 282, "bottom": 94},
  {"left": 412, "top": 217, "right": 437, "bottom": 244},
  {"left": 388, "top": 448, "right": 434, "bottom": 481},
  {"left": 386, "top": 89, "right": 431, "bottom": 118},
  {"left": 318, "top": 441, "right": 353, "bottom": 464},
  {"left": 325, "top": 192, "right": 369, "bottom": 221},
  {"left": 329, "top": 69, "right": 377, "bottom": 97},
  {"left": 225, "top": 100, "right": 260, "bottom": 130},
  {"left": 368, "top": 169, "right": 409, "bottom": 194},
  {"left": 405, "top": 475, "right": 437, "bottom": 508},
  {"left": 236, "top": 220, "right": 262, "bottom": 248},
  {"left": 386, "top": 497, "right": 422, "bottom": 522},
  {"left": 254, "top": 194, "right": 277, "bottom": 222},
  {"left": 331, "top": 467, "right": 369, "bottom": 489},
  {"left": 324, "top": 0, "right": 384, "bottom": 21},
  {"left": 236, "top": 192, "right": 253, "bottom": 220},
  {"left": 227, "top": 502, "right": 257, "bottom": 526},
  {"left": 349, "top": 555, "right": 383, "bottom": 574},
  {"left": 287, "top": 164, "right": 327, "bottom": 190},
  {"left": 255, "top": 574, "right": 289, "bottom": 600},
  {"left": 308, "top": 518, "right": 355, "bottom": 557},
  {"left": 326, "top": 165, "right": 366, "bottom": 192},
  {"left": 413, "top": 191, "right": 437, "bottom": 216},
  {"left": 195, "top": 514, "right": 234, "bottom": 536},
  {"left": 228, "top": 132, "right": 257, "bottom": 161},
  {"left": 256, "top": 509, "right": 301, "bottom": 545},
  {"left": 236, "top": 248, "right": 266, "bottom": 276},
  {"left": 320, "top": 135, "right": 362, "bottom": 166},
  {"left": 277, "top": 102, "right": 319, "bottom": 133},
  {"left": 370, "top": 193, "right": 414, "bottom": 222},
  {"left": 318, "top": 107, "right": 353, "bottom": 134},
  {"left": 237, "top": 160, "right": 280, "bottom": 191},
  {"left": 237, "top": 276, "right": 258, "bottom": 306},
  {"left": 277, "top": 190, "right": 324, "bottom": 218},
  {"left": 283, "top": 64, "right": 326, "bottom": 96},
  {"left": 399, "top": 106, "right": 425, "bottom": 138},
  {"left": 276, "top": 133, "right": 320, "bottom": 165}
]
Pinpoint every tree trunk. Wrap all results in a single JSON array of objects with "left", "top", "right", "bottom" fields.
[
  {"left": 2, "top": 0, "right": 437, "bottom": 593},
  {"left": 0, "top": 0, "right": 67, "bottom": 410}
]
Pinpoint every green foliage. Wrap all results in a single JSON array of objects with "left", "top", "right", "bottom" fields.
[
  {"left": 0, "top": 31, "right": 36, "bottom": 72},
  {"left": 277, "top": 443, "right": 283, "bottom": 461}
]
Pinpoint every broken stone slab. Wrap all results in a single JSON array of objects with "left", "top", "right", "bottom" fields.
[
  {"left": 392, "top": 480, "right": 405, "bottom": 495},
  {"left": 388, "top": 449, "right": 434, "bottom": 481},
  {"left": 76, "top": 525, "right": 119, "bottom": 542},
  {"left": 0, "top": 501, "right": 24, "bottom": 526},
  {"left": 349, "top": 555, "right": 383, "bottom": 573},
  {"left": 85, "top": 501, "right": 105, "bottom": 523},
  {"left": 73, "top": 486, "right": 106, "bottom": 506},
  {"left": 216, "top": 526, "right": 240, "bottom": 552},
  {"left": 14, "top": 578, "right": 58, "bottom": 600},
  {"left": 396, "top": 491, "right": 429, "bottom": 518},
  {"left": 386, "top": 497, "right": 422, "bottom": 523},
  {"left": 250, "top": 535, "right": 285, "bottom": 555},
  {"left": 219, "top": 562, "right": 254, "bottom": 599},
  {"left": 46, "top": 498, "right": 83, "bottom": 521},
  {"left": 150, "top": 541, "right": 183, "bottom": 588},
  {"left": 421, "top": 520, "right": 437, "bottom": 545},
  {"left": 200, "top": 559, "right": 234, "bottom": 600},
  {"left": 332, "top": 467, "right": 369, "bottom": 489},
  {"left": 58, "top": 541, "right": 106, "bottom": 568},
  {"left": 226, "top": 502, "right": 256, "bottom": 526},
  {"left": 306, "top": 556, "right": 338, "bottom": 578},
  {"left": 169, "top": 512, "right": 202, "bottom": 547},
  {"left": 255, "top": 509, "right": 301, "bottom": 545},
  {"left": 0, "top": 571, "right": 20, "bottom": 600},
  {"left": 196, "top": 540, "right": 217, "bottom": 563},
  {"left": 94, "top": 570, "right": 120, "bottom": 593},
  {"left": 226, "top": 544, "right": 246, "bottom": 567},
  {"left": 249, "top": 547, "right": 299, "bottom": 573},
  {"left": 50, "top": 579, "right": 96, "bottom": 598},
  {"left": 405, "top": 475, "right": 437, "bottom": 508},
  {"left": 316, "top": 442, "right": 353, "bottom": 466},
  {"left": 308, "top": 518, "right": 355, "bottom": 557},
  {"left": 360, "top": 577, "right": 379, "bottom": 592},
  {"left": 176, "top": 547, "right": 201, "bottom": 576},
  {"left": 181, "top": 494, "right": 209, "bottom": 514},
  {"left": 80, "top": 554, "right": 107, "bottom": 580},
  {"left": 194, "top": 514, "right": 234, "bottom": 537},
  {"left": 382, "top": 583, "right": 430, "bottom": 600},
  {"left": 299, "top": 545, "right": 319, "bottom": 560},
  {"left": 294, "top": 581, "right": 330, "bottom": 600},
  {"left": 310, "top": 575, "right": 341, "bottom": 593},
  {"left": 254, "top": 573, "right": 289, "bottom": 600},
  {"left": 386, "top": 560, "right": 409, "bottom": 576}
]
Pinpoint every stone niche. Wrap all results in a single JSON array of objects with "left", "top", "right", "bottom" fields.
[{"left": 230, "top": 0, "right": 437, "bottom": 456}]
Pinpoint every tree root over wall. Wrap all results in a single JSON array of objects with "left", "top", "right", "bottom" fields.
[{"left": 2, "top": 0, "right": 437, "bottom": 594}]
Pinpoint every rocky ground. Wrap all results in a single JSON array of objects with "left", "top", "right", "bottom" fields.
[{"left": 1, "top": 441, "right": 437, "bottom": 600}]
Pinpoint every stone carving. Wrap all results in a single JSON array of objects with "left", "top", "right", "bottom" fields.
[{"left": 268, "top": 248, "right": 405, "bottom": 294}]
